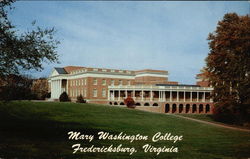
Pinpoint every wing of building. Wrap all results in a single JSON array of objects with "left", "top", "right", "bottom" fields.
[{"left": 48, "top": 66, "right": 213, "bottom": 114}]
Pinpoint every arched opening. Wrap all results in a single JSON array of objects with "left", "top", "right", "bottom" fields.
[
  {"left": 192, "top": 104, "right": 197, "bottom": 113},
  {"left": 144, "top": 103, "right": 150, "bottom": 106},
  {"left": 153, "top": 103, "right": 158, "bottom": 106},
  {"left": 135, "top": 103, "right": 141, "bottom": 106},
  {"left": 114, "top": 102, "right": 118, "bottom": 105},
  {"left": 165, "top": 104, "right": 170, "bottom": 113},
  {"left": 172, "top": 104, "right": 177, "bottom": 113},
  {"left": 205, "top": 104, "right": 210, "bottom": 113},
  {"left": 185, "top": 104, "right": 190, "bottom": 113},
  {"left": 179, "top": 104, "right": 183, "bottom": 113},
  {"left": 120, "top": 102, "right": 124, "bottom": 105},
  {"left": 109, "top": 102, "right": 112, "bottom": 105},
  {"left": 199, "top": 104, "right": 203, "bottom": 113}
]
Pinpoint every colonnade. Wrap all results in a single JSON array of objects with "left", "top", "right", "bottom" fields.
[
  {"left": 51, "top": 79, "right": 62, "bottom": 99},
  {"left": 109, "top": 89, "right": 212, "bottom": 103}
]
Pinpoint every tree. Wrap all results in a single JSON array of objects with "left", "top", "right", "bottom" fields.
[
  {"left": 76, "top": 94, "right": 86, "bottom": 103},
  {"left": 59, "top": 92, "right": 70, "bottom": 102},
  {"left": 124, "top": 96, "right": 135, "bottom": 108},
  {"left": 30, "top": 78, "right": 49, "bottom": 100},
  {"left": 0, "top": 74, "right": 35, "bottom": 101},
  {"left": 0, "top": 0, "right": 59, "bottom": 79},
  {"left": 205, "top": 13, "right": 250, "bottom": 124}
]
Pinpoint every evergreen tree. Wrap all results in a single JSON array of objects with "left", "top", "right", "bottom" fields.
[{"left": 59, "top": 92, "right": 70, "bottom": 102}]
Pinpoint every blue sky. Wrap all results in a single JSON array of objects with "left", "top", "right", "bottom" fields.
[{"left": 9, "top": 1, "right": 249, "bottom": 84}]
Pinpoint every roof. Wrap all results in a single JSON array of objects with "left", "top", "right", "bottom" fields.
[
  {"left": 54, "top": 67, "right": 68, "bottom": 74},
  {"left": 135, "top": 69, "right": 168, "bottom": 74},
  {"left": 63, "top": 66, "right": 85, "bottom": 73},
  {"left": 155, "top": 84, "right": 200, "bottom": 87}
]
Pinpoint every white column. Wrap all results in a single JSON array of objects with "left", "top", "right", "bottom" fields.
[
  {"left": 118, "top": 90, "right": 120, "bottom": 101},
  {"left": 177, "top": 91, "right": 179, "bottom": 102},
  {"left": 112, "top": 91, "right": 115, "bottom": 100},
  {"left": 141, "top": 90, "right": 144, "bottom": 101},
  {"left": 55, "top": 80, "right": 58, "bottom": 98},
  {"left": 184, "top": 91, "right": 186, "bottom": 102},
  {"left": 133, "top": 89, "right": 135, "bottom": 99},
  {"left": 66, "top": 80, "right": 68, "bottom": 94},
  {"left": 58, "top": 80, "right": 60, "bottom": 98},
  {"left": 51, "top": 80, "right": 54, "bottom": 98},
  {"left": 170, "top": 91, "right": 172, "bottom": 102},
  {"left": 108, "top": 90, "right": 110, "bottom": 100},
  {"left": 203, "top": 92, "right": 206, "bottom": 102},
  {"left": 150, "top": 90, "right": 153, "bottom": 101},
  {"left": 158, "top": 91, "right": 161, "bottom": 101},
  {"left": 59, "top": 79, "right": 62, "bottom": 95},
  {"left": 197, "top": 92, "right": 199, "bottom": 102},
  {"left": 125, "top": 90, "right": 127, "bottom": 98},
  {"left": 190, "top": 92, "right": 192, "bottom": 102},
  {"left": 163, "top": 91, "right": 166, "bottom": 101}
]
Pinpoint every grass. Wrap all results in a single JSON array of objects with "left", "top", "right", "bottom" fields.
[
  {"left": 0, "top": 101, "right": 249, "bottom": 159},
  {"left": 176, "top": 114, "right": 215, "bottom": 122}
]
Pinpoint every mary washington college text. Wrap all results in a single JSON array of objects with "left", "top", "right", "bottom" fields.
[{"left": 68, "top": 131, "right": 183, "bottom": 155}]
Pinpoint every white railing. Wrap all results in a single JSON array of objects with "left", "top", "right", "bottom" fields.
[{"left": 108, "top": 85, "right": 213, "bottom": 91}]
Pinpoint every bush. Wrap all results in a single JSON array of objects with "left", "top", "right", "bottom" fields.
[
  {"left": 76, "top": 94, "right": 86, "bottom": 103},
  {"left": 213, "top": 101, "right": 250, "bottom": 125},
  {"left": 124, "top": 96, "right": 135, "bottom": 108},
  {"left": 59, "top": 92, "right": 70, "bottom": 102},
  {"left": 0, "top": 75, "right": 34, "bottom": 101}
]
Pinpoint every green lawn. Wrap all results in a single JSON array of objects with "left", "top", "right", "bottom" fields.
[
  {"left": 176, "top": 114, "right": 215, "bottom": 122},
  {"left": 0, "top": 101, "right": 249, "bottom": 159}
]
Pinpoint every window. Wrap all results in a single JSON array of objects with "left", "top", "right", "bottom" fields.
[
  {"left": 102, "top": 89, "right": 106, "bottom": 97},
  {"left": 111, "top": 80, "right": 115, "bottom": 86},
  {"left": 73, "top": 80, "right": 75, "bottom": 86},
  {"left": 119, "top": 80, "right": 122, "bottom": 85},
  {"left": 82, "top": 79, "right": 84, "bottom": 85},
  {"left": 102, "top": 79, "right": 106, "bottom": 85},
  {"left": 85, "top": 79, "right": 87, "bottom": 85},
  {"left": 128, "top": 80, "right": 131, "bottom": 85},
  {"left": 102, "top": 69, "right": 107, "bottom": 72},
  {"left": 93, "top": 79, "right": 97, "bottom": 85},
  {"left": 93, "top": 68, "right": 98, "bottom": 71},
  {"left": 93, "top": 89, "right": 97, "bottom": 97},
  {"left": 76, "top": 80, "right": 78, "bottom": 86},
  {"left": 84, "top": 88, "right": 87, "bottom": 97}
]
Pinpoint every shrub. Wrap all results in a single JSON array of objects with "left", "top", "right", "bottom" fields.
[
  {"left": 59, "top": 92, "right": 70, "bottom": 102},
  {"left": 76, "top": 94, "right": 86, "bottom": 103},
  {"left": 212, "top": 101, "right": 250, "bottom": 125},
  {"left": 124, "top": 96, "right": 135, "bottom": 108}
]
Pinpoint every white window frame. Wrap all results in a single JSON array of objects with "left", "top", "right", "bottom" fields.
[
  {"left": 93, "top": 79, "right": 97, "bottom": 85},
  {"left": 93, "top": 89, "right": 97, "bottom": 97},
  {"left": 102, "top": 89, "right": 106, "bottom": 97},
  {"left": 102, "top": 79, "right": 106, "bottom": 85}
]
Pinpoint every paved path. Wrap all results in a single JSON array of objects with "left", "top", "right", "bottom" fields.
[{"left": 172, "top": 114, "right": 250, "bottom": 132}]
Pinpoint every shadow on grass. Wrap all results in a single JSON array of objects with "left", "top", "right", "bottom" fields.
[{"left": 0, "top": 109, "right": 105, "bottom": 159}]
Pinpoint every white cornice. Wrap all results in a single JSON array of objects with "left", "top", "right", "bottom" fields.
[{"left": 49, "top": 72, "right": 135, "bottom": 80}]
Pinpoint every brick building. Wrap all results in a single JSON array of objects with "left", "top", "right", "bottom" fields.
[{"left": 48, "top": 66, "right": 213, "bottom": 114}]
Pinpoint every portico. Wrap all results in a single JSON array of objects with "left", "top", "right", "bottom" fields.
[{"left": 108, "top": 84, "right": 213, "bottom": 114}]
